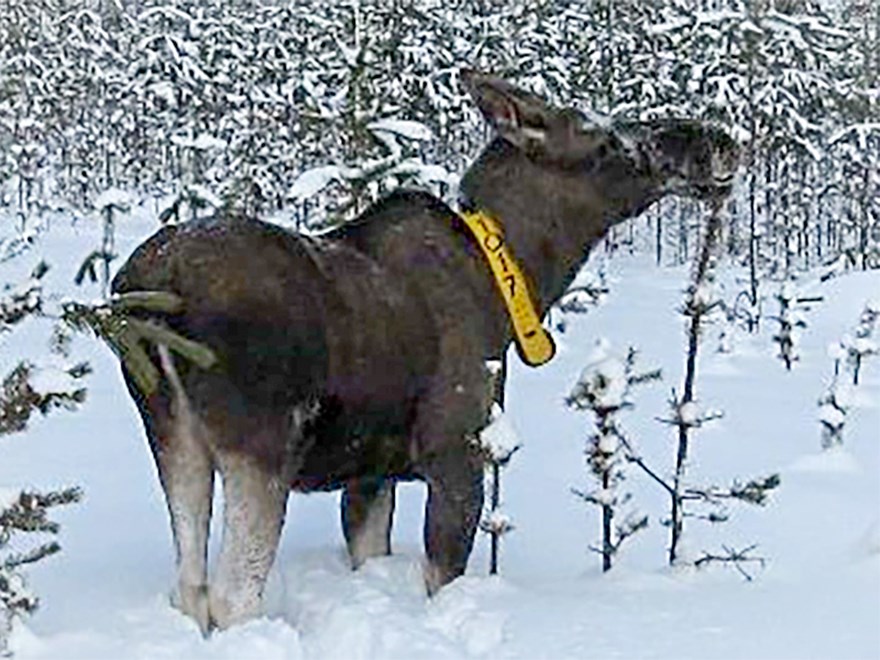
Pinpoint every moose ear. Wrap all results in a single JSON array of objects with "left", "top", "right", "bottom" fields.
[{"left": 461, "top": 69, "right": 556, "bottom": 150}]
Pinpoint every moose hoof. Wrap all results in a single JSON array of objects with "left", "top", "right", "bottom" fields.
[
  {"left": 423, "top": 561, "right": 451, "bottom": 597},
  {"left": 208, "top": 589, "right": 261, "bottom": 631},
  {"left": 171, "top": 583, "right": 210, "bottom": 637}
]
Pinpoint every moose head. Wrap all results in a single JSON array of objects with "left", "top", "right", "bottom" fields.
[{"left": 459, "top": 70, "right": 740, "bottom": 310}]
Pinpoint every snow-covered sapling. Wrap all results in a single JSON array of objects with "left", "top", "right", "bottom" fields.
[
  {"left": 478, "top": 358, "right": 520, "bottom": 576},
  {"left": 716, "top": 302, "right": 736, "bottom": 354},
  {"left": 478, "top": 402, "right": 520, "bottom": 575},
  {"left": 842, "top": 301, "right": 879, "bottom": 385},
  {"left": 817, "top": 379, "right": 853, "bottom": 450},
  {"left": 566, "top": 340, "right": 659, "bottom": 572},
  {"left": 665, "top": 209, "right": 725, "bottom": 565},
  {"left": 771, "top": 281, "right": 807, "bottom": 370},
  {"left": 95, "top": 189, "right": 128, "bottom": 297},
  {"left": 819, "top": 300, "right": 878, "bottom": 449},
  {"left": 658, "top": 208, "right": 779, "bottom": 569}
]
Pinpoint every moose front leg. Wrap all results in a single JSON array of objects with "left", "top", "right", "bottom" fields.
[
  {"left": 422, "top": 448, "right": 485, "bottom": 595},
  {"left": 341, "top": 476, "right": 396, "bottom": 568}
]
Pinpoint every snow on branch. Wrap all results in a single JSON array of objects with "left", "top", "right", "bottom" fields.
[
  {"left": 0, "top": 362, "right": 89, "bottom": 437},
  {"left": 0, "top": 262, "right": 48, "bottom": 331}
]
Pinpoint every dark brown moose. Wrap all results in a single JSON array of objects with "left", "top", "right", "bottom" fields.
[{"left": 112, "top": 70, "right": 739, "bottom": 633}]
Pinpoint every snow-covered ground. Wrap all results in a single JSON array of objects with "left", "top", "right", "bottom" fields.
[{"left": 1, "top": 205, "right": 878, "bottom": 659}]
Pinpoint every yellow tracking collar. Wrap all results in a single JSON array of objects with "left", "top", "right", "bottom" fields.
[{"left": 459, "top": 210, "right": 556, "bottom": 367}]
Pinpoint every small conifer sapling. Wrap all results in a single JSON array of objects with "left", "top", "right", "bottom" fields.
[
  {"left": 567, "top": 340, "right": 659, "bottom": 572},
  {"left": 478, "top": 359, "right": 520, "bottom": 576}
]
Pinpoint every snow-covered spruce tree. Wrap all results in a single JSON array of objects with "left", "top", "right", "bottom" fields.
[
  {"left": 476, "top": 358, "right": 520, "bottom": 576},
  {"left": 0, "top": 263, "right": 86, "bottom": 656},
  {"left": 0, "top": 255, "right": 213, "bottom": 655},
  {"left": 0, "top": 262, "right": 91, "bottom": 432},
  {"left": 566, "top": 340, "right": 659, "bottom": 572},
  {"left": 1, "top": 487, "right": 81, "bottom": 656},
  {"left": 283, "top": 1, "right": 455, "bottom": 228}
]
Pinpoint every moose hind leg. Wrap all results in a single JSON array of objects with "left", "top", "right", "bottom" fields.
[
  {"left": 209, "top": 454, "right": 288, "bottom": 630},
  {"left": 423, "top": 450, "right": 484, "bottom": 595},
  {"left": 341, "top": 476, "right": 396, "bottom": 568},
  {"left": 154, "top": 429, "right": 214, "bottom": 634},
  {"left": 151, "top": 346, "right": 214, "bottom": 635}
]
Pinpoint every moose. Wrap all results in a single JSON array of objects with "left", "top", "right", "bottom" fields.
[{"left": 112, "top": 70, "right": 739, "bottom": 633}]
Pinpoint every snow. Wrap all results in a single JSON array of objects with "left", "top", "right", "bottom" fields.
[
  {"left": 590, "top": 488, "right": 615, "bottom": 506},
  {"left": 28, "top": 366, "right": 79, "bottom": 398},
  {"left": 0, "top": 488, "right": 21, "bottom": 513},
  {"left": 778, "top": 281, "right": 794, "bottom": 302},
  {"left": 852, "top": 336, "right": 877, "bottom": 355},
  {"left": 169, "top": 134, "right": 226, "bottom": 151},
  {"left": 478, "top": 404, "right": 520, "bottom": 461},
  {"left": 92, "top": 188, "right": 129, "bottom": 211},
  {"left": 188, "top": 184, "right": 222, "bottom": 209},
  {"left": 577, "top": 340, "right": 628, "bottom": 409},
  {"left": 676, "top": 400, "right": 698, "bottom": 426},
  {"left": 289, "top": 166, "right": 342, "bottom": 201},
  {"left": 480, "top": 509, "right": 513, "bottom": 535},
  {"left": 692, "top": 280, "right": 715, "bottom": 308},
  {"left": 366, "top": 119, "right": 434, "bottom": 142},
  {"left": 0, "top": 213, "right": 878, "bottom": 659},
  {"left": 817, "top": 402, "right": 845, "bottom": 427},
  {"left": 788, "top": 447, "right": 860, "bottom": 474},
  {"left": 827, "top": 341, "right": 846, "bottom": 360},
  {"left": 484, "top": 359, "right": 503, "bottom": 377},
  {"left": 830, "top": 381, "right": 855, "bottom": 408},
  {"left": 597, "top": 433, "right": 618, "bottom": 455}
]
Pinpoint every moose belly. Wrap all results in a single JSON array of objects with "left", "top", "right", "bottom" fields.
[
  {"left": 285, "top": 286, "right": 434, "bottom": 491},
  {"left": 288, "top": 394, "right": 417, "bottom": 492}
]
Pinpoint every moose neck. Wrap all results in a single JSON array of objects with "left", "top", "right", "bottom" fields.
[{"left": 460, "top": 137, "right": 663, "bottom": 315}]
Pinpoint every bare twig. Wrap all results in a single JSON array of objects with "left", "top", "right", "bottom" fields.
[{"left": 694, "top": 544, "right": 765, "bottom": 581}]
